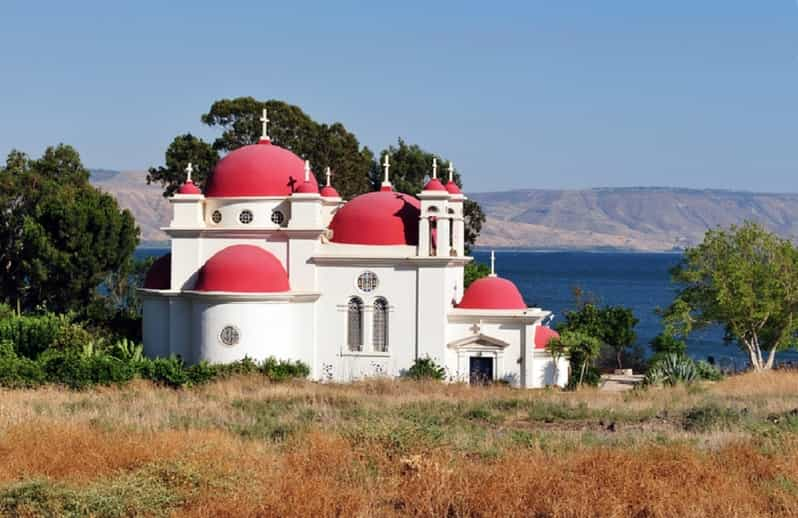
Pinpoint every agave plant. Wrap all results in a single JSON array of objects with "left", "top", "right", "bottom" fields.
[
  {"left": 645, "top": 353, "right": 697, "bottom": 386},
  {"left": 112, "top": 338, "right": 144, "bottom": 363}
]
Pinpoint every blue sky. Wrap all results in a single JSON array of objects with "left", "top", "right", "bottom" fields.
[{"left": 1, "top": 1, "right": 797, "bottom": 192}]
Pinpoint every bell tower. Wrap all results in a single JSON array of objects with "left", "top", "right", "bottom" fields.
[{"left": 417, "top": 158, "right": 451, "bottom": 257}]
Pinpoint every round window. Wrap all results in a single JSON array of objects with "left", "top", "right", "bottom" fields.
[
  {"left": 357, "top": 271, "right": 379, "bottom": 293},
  {"left": 239, "top": 210, "right": 253, "bottom": 224},
  {"left": 219, "top": 326, "right": 240, "bottom": 346},
  {"left": 271, "top": 210, "right": 285, "bottom": 225},
  {"left": 211, "top": 210, "right": 222, "bottom": 224}
]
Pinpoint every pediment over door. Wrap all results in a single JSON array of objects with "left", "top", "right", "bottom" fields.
[{"left": 447, "top": 333, "right": 510, "bottom": 350}]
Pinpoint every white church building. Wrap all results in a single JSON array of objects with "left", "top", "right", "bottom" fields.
[{"left": 140, "top": 111, "right": 567, "bottom": 388}]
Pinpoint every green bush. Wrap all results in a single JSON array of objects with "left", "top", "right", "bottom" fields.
[
  {"left": 138, "top": 357, "right": 190, "bottom": 388},
  {"left": 694, "top": 360, "right": 723, "bottom": 381},
  {"left": 404, "top": 357, "right": 446, "bottom": 381},
  {"left": 0, "top": 312, "right": 94, "bottom": 359},
  {"left": 38, "top": 349, "right": 136, "bottom": 390},
  {"left": 259, "top": 356, "right": 310, "bottom": 381},
  {"left": 0, "top": 344, "right": 46, "bottom": 389}
]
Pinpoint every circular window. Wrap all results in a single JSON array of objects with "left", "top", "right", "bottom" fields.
[
  {"left": 271, "top": 210, "right": 285, "bottom": 225},
  {"left": 357, "top": 271, "right": 379, "bottom": 293},
  {"left": 239, "top": 210, "right": 253, "bottom": 224},
  {"left": 211, "top": 210, "right": 222, "bottom": 224},
  {"left": 219, "top": 326, "right": 240, "bottom": 346}
]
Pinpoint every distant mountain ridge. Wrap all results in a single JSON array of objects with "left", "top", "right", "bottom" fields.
[
  {"left": 89, "top": 170, "right": 798, "bottom": 252},
  {"left": 471, "top": 188, "right": 798, "bottom": 251}
]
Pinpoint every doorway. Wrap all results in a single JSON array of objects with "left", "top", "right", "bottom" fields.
[{"left": 469, "top": 356, "right": 494, "bottom": 385}]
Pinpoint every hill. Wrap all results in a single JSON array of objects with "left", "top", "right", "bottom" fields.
[
  {"left": 89, "top": 171, "right": 798, "bottom": 251},
  {"left": 471, "top": 187, "right": 798, "bottom": 251}
]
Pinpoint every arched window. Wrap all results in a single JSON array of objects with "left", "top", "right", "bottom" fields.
[
  {"left": 373, "top": 298, "right": 389, "bottom": 352},
  {"left": 347, "top": 297, "right": 364, "bottom": 352}
]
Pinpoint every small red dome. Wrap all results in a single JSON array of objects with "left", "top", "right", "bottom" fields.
[
  {"left": 458, "top": 276, "right": 527, "bottom": 310},
  {"left": 320, "top": 185, "right": 340, "bottom": 198},
  {"left": 534, "top": 326, "right": 560, "bottom": 349},
  {"left": 195, "top": 245, "right": 289, "bottom": 292},
  {"left": 295, "top": 181, "right": 319, "bottom": 194},
  {"left": 177, "top": 181, "right": 202, "bottom": 195},
  {"left": 144, "top": 253, "right": 171, "bottom": 290},
  {"left": 424, "top": 178, "right": 447, "bottom": 191},
  {"left": 329, "top": 191, "right": 420, "bottom": 245},
  {"left": 445, "top": 181, "right": 462, "bottom": 194},
  {"left": 205, "top": 140, "right": 318, "bottom": 197}
]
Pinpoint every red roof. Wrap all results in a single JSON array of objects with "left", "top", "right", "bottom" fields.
[
  {"left": 534, "top": 326, "right": 560, "bottom": 349},
  {"left": 205, "top": 140, "right": 318, "bottom": 197},
  {"left": 457, "top": 276, "right": 527, "bottom": 310},
  {"left": 329, "top": 191, "right": 420, "bottom": 245},
  {"left": 320, "top": 185, "right": 340, "bottom": 198},
  {"left": 144, "top": 253, "right": 171, "bottom": 290},
  {"left": 423, "top": 178, "right": 447, "bottom": 191},
  {"left": 295, "top": 181, "right": 319, "bottom": 194},
  {"left": 177, "top": 181, "right": 202, "bottom": 195},
  {"left": 445, "top": 181, "right": 462, "bottom": 195},
  {"left": 194, "top": 245, "right": 290, "bottom": 292}
]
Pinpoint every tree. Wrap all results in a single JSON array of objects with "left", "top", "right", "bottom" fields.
[
  {"left": 545, "top": 333, "right": 569, "bottom": 385},
  {"left": 0, "top": 146, "right": 139, "bottom": 313},
  {"left": 550, "top": 330, "right": 602, "bottom": 388},
  {"left": 464, "top": 261, "right": 490, "bottom": 288},
  {"left": 200, "top": 97, "right": 372, "bottom": 199},
  {"left": 664, "top": 222, "right": 798, "bottom": 371},
  {"left": 559, "top": 300, "right": 638, "bottom": 369},
  {"left": 146, "top": 134, "right": 218, "bottom": 197},
  {"left": 371, "top": 138, "right": 486, "bottom": 253}
]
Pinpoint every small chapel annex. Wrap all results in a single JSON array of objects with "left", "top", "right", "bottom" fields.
[{"left": 139, "top": 110, "right": 567, "bottom": 387}]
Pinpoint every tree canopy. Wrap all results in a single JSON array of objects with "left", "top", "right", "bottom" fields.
[
  {"left": 558, "top": 300, "right": 638, "bottom": 369},
  {"left": 0, "top": 145, "right": 139, "bottom": 313},
  {"left": 664, "top": 222, "right": 798, "bottom": 370}
]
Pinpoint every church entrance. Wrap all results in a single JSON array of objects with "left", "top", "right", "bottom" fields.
[{"left": 469, "top": 357, "right": 494, "bottom": 385}]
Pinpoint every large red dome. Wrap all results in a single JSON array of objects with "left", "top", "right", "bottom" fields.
[
  {"left": 204, "top": 140, "right": 318, "bottom": 197},
  {"left": 194, "top": 245, "right": 290, "bottom": 292},
  {"left": 458, "top": 276, "right": 527, "bottom": 310},
  {"left": 144, "top": 253, "right": 171, "bottom": 289},
  {"left": 329, "top": 191, "right": 420, "bottom": 246}
]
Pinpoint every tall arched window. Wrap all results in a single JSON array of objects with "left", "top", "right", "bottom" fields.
[
  {"left": 347, "top": 297, "right": 364, "bottom": 351},
  {"left": 373, "top": 298, "right": 389, "bottom": 352}
]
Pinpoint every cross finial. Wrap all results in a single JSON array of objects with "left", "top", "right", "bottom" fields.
[
  {"left": 382, "top": 154, "right": 391, "bottom": 186},
  {"left": 304, "top": 160, "right": 311, "bottom": 182},
  {"left": 432, "top": 157, "right": 438, "bottom": 179},
  {"left": 260, "top": 108, "right": 270, "bottom": 141},
  {"left": 448, "top": 162, "right": 454, "bottom": 183},
  {"left": 490, "top": 250, "right": 497, "bottom": 277},
  {"left": 185, "top": 162, "right": 194, "bottom": 183},
  {"left": 325, "top": 166, "right": 332, "bottom": 187}
]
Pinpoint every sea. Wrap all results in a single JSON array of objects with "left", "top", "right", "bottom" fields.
[{"left": 137, "top": 247, "right": 798, "bottom": 369}]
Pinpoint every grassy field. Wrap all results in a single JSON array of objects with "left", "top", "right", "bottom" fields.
[{"left": 2, "top": 373, "right": 798, "bottom": 517}]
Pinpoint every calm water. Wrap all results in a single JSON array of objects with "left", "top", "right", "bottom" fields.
[{"left": 137, "top": 248, "right": 798, "bottom": 369}]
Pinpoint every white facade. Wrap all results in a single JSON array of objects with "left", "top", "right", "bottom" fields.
[{"left": 140, "top": 145, "right": 566, "bottom": 388}]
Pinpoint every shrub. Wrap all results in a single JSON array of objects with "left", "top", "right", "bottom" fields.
[
  {"left": 259, "top": 357, "right": 310, "bottom": 381},
  {"left": 695, "top": 360, "right": 723, "bottom": 381},
  {"left": 38, "top": 349, "right": 136, "bottom": 390},
  {"left": 138, "top": 357, "right": 190, "bottom": 388},
  {"left": 404, "top": 357, "right": 446, "bottom": 381},
  {"left": 0, "top": 346, "right": 46, "bottom": 388},
  {"left": 0, "top": 312, "right": 94, "bottom": 359}
]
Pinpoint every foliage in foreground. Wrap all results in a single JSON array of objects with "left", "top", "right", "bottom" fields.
[
  {"left": 0, "top": 307, "right": 308, "bottom": 389},
  {"left": 645, "top": 353, "right": 723, "bottom": 386},
  {"left": 403, "top": 356, "right": 446, "bottom": 380}
]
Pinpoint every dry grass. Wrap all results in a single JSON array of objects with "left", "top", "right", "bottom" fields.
[{"left": 1, "top": 372, "right": 798, "bottom": 516}]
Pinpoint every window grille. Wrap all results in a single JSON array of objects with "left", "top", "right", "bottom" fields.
[
  {"left": 347, "top": 297, "right": 363, "bottom": 351},
  {"left": 211, "top": 210, "right": 222, "bottom": 224},
  {"left": 357, "top": 271, "right": 378, "bottom": 293},
  {"left": 271, "top": 210, "right": 285, "bottom": 225},
  {"left": 239, "top": 210, "right": 253, "bottom": 224},
  {"left": 219, "top": 325, "right": 240, "bottom": 346},
  {"left": 373, "top": 298, "right": 389, "bottom": 352}
]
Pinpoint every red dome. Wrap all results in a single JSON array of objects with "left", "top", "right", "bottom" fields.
[
  {"left": 320, "top": 185, "right": 340, "bottom": 198},
  {"left": 458, "top": 276, "right": 527, "bottom": 310},
  {"left": 329, "top": 191, "right": 420, "bottom": 245},
  {"left": 445, "top": 181, "right": 462, "bottom": 194},
  {"left": 205, "top": 140, "right": 318, "bottom": 197},
  {"left": 534, "top": 326, "right": 560, "bottom": 349},
  {"left": 295, "top": 181, "right": 319, "bottom": 194},
  {"left": 194, "top": 245, "right": 290, "bottom": 292},
  {"left": 177, "top": 181, "right": 202, "bottom": 195},
  {"left": 144, "top": 253, "right": 171, "bottom": 290},
  {"left": 424, "top": 178, "right": 447, "bottom": 191}
]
